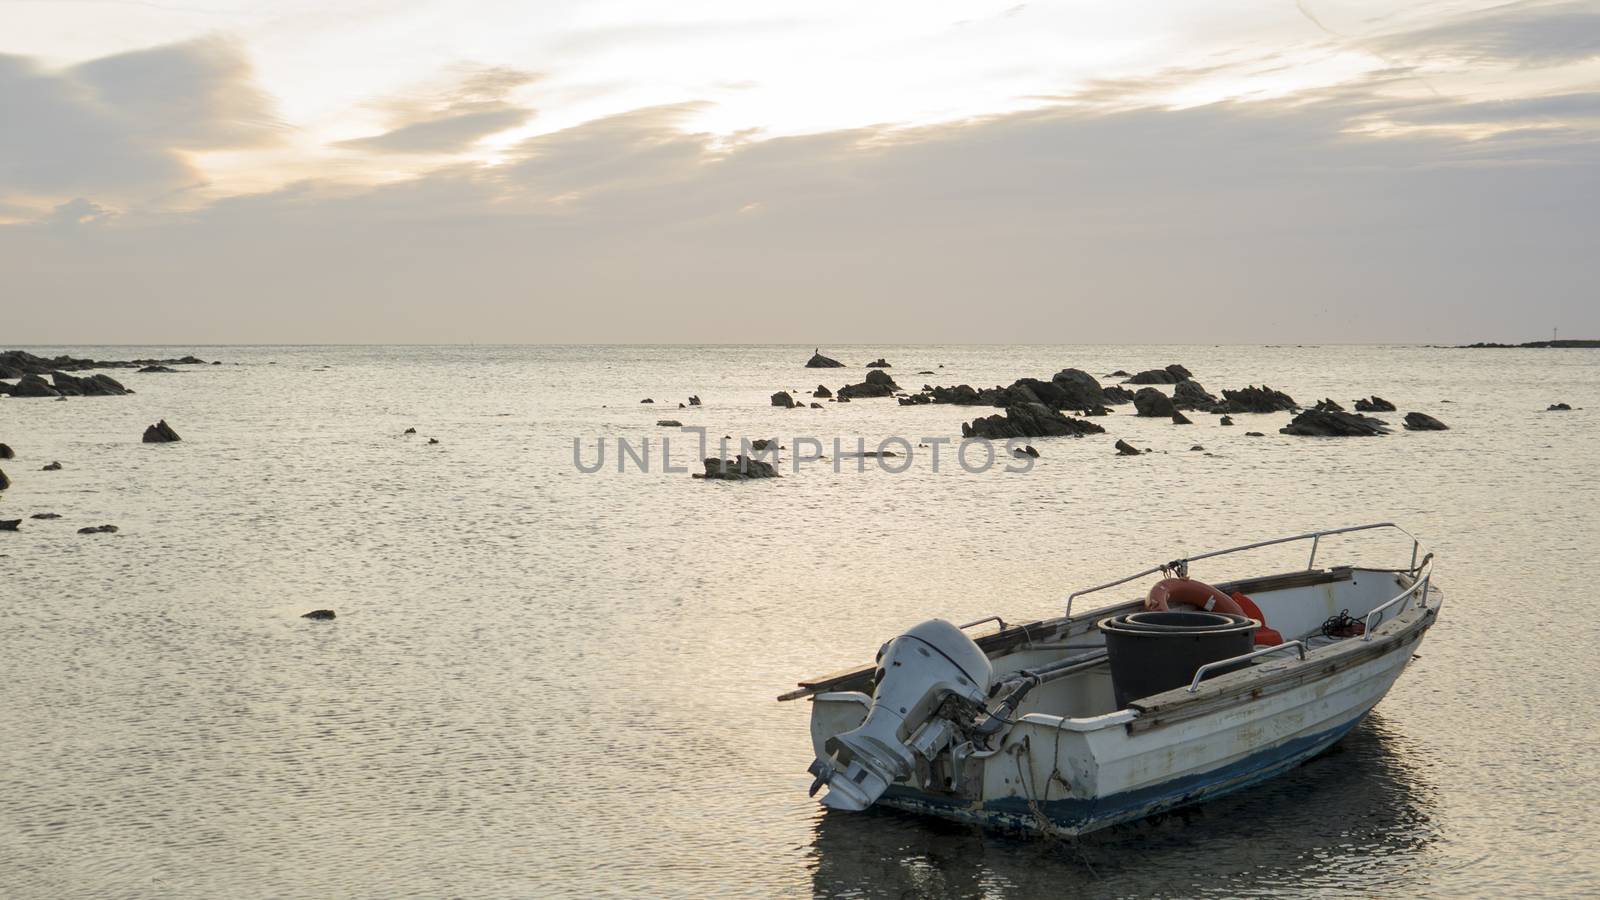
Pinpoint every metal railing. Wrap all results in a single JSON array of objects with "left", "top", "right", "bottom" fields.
[
  {"left": 1363, "top": 553, "right": 1434, "bottom": 641},
  {"left": 1187, "top": 641, "right": 1306, "bottom": 692},
  {"left": 1064, "top": 522, "right": 1423, "bottom": 620}
]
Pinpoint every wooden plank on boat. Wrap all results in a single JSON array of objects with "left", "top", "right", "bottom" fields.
[{"left": 780, "top": 618, "right": 1059, "bottom": 701}]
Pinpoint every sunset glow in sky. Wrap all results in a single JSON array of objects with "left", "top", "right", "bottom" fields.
[{"left": 3, "top": 0, "right": 1597, "bottom": 342}]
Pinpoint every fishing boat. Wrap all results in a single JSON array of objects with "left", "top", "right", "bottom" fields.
[{"left": 784, "top": 523, "right": 1441, "bottom": 835}]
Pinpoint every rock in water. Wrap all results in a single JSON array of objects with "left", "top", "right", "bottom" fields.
[
  {"left": 0, "top": 468, "right": 8, "bottom": 490},
  {"left": 427, "top": 438, "right": 439, "bottom": 445},
  {"left": 1313, "top": 398, "right": 1345, "bottom": 413},
  {"left": 1165, "top": 364, "right": 1193, "bottom": 380},
  {"left": 30, "top": 512, "right": 60, "bottom": 519},
  {"left": 51, "top": 372, "right": 131, "bottom": 396},
  {"left": 1172, "top": 380, "right": 1220, "bottom": 411},
  {"left": 42, "top": 461, "right": 61, "bottom": 471},
  {"left": 688, "top": 395, "right": 701, "bottom": 406},
  {"left": 866, "top": 358, "right": 892, "bottom": 368},
  {"left": 1101, "top": 385, "right": 1136, "bottom": 405},
  {"left": 1546, "top": 403, "right": 1572, "bottom": 411},
  {"left": 0, "top": 519, "right": 18, "bottom": 531},
  {"left": 1220, "top": 385, "right": 1297, "bottom": 413},
  {"left": 810, "top": 402, "right": 823, "bottom": 409},
  {"left": 1354, "top": 396, "right": 1397, "bottom": 412},
  {"left": 695, "top": 455, "right": 780, "bottom": 480},
  {"left": 404, "top": 427, "right": 417, "bottom": 434},
  {"left": 1023, "top": 445, "right": 1039, "bottom": 457},
  {"left": 1245, "top": 431, "right": 1265, "bottom": 437},
  {"left": 640, "top": 398, "right": 654, "bottom": 404},
  {"left": 1132, "top": 387, "right": 1177, "bottom": 418},
  {"left": 1190, "top": 445, "right": 1205, "bottom": 451},
  {"left": 8, "top": 374, "right": 60, "bottom": 398},
  {"left": 78, "top": 524, "right": 119, "bottom": 534},
  {"left": 771, "top": 391, "right": 796, "bottom": 408},
  {"left": 1050, "top": 368, "right": 1109, "bottom": 410},
  {"left": 1171, "top": 411, "right": 1193, "bottom": 425},
  {"left": 836, "top": 370, "right": 899, "bottom": 400},
  {"left": 805, "top": 350, "right": 846, "bottom": 368},
  {"left": 1219, "top": 415, "right": 1234, "bottom": 426},
  {"left": 0, "top": 443, "right": 11, "bottom": 459},
  {"left": 302, "top": 609, "right": 337, "bottom": 620},
  {"left": 138, "top": 365, "right": 178, "bottom": 373},
  {"left": 142, "top": 420, "right": 182, "bottom": 443},
  {"left": 961, "top": 403, "right": 1105, "bottom": 439},
  {"left": 1403, "top": 412, "right": 1449, "bottom": 431},
  {"left": 812, "top": 385, "right": 832, "bottom": 398},
  {"left": 1279, "top": 409, "right": 1391, "bottom": 436},
  {"left": 656, "top": 420, "right": 683, "bottom": 427},
  {"left": 1125, "top": 369, "right": 1180, "bottom": 385},
  {"left": 1115, "top": 439, "right": 1142, "bottom": 456}
]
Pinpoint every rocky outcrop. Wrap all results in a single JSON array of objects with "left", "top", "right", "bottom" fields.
[
  {"left": 922, "top": 384, "right": 982, "bottom": 405},
  {"left": 897, "top": 394, "right": 932, "bottom": 406},
  {"left": 1354, "top": 396, "right": 1396, "bottom": 412},
  {"left": 1115, "top": 439, "right": 1142, "bottom": 456},
  {"left": 1279, "top": 409, "right": 1390, "bottom": 436},
  {"left": 1101, "top": 385, "right": 1136, "bottom": 405},
  {"left": 1312, "top": 398, "right": 1345, "bottom": 412},
  {"left": 51, "top": 372, "right": 131, "bottom": 396},
  {"left": 695, "top": 455, "right": 780, "bottom": 480},
  {"left": 771, "top": 391, "right": 796, "bottom": 408},
  {"left": 1403, "top": 412, "right": 1448, "bottom": 431},
  {"left": 806, "top": 350, "right": 846, "bottom": 368},
  {"left": 1133, "top": 387, "right": 1177, "bottom": 418},
  {"left": 0, "top": 349, "right": 204, "bottom": 377},
  {"left": 1220, "top": 385, "right": 1297, "bottom": 413},
  {"left": 813, "top": 385, "right": 832, "bottom": 398},
  {"left": 1166, "top": 364, "right": 1193, "bottom": 380},
  {"left": 866, "top": 358, "right": 892, "bottom": 368},
  {"left": 7, "top": 374, "right": 60, "bottom": 397},
  {"left": 142, "top": 419, "right": 182, "bottom": 443},
  {"left": 836, "top": 370, "right": 899, "bottom": 400},
  {"left": 1172, "top": 379, "right": 1220, "bottom": 411},
  {"left": 1125, "top": 368, "right": 1179, "bottom": 385},
  {"left": 1047, "top": 369, "right": 1109, "bottom": 411},
  {"left": 302, "top": 609, "right": 337, "bottom": 620},
  {"left": 961, "top": 403, "right": 1106, "bottom": 439}
]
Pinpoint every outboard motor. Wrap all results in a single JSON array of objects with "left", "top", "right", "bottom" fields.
[{"left": 808, "top": 619, "right": 993, "bottom": 811}]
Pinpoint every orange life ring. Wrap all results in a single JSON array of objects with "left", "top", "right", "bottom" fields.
[
  {"left": 1145, "top": 578, "right": 1285, "bottom": 646},
  {"left": 1145, "top": 578, "right": 1243, "bottom": 615}
]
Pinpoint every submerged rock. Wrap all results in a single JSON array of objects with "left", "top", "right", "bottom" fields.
[
  {"left": 771, "top": 391, "right": 796, "bottom": 408},
  {"left": 138, "top": 365, "right": 178, "bottom": 373},
  {"left": 1125, "top": 368, "right": 1180, "bottom": 385},
  {"left": 0, "top": 519, "right": 17, "bottom": 531},
  {"left": 0, "top": 443, "right": 10, "bottom": 459},
  {"left": 1403, "top": 412, "right": 1449, "bottom": 431},
  {"left": 962, "top": 403, "right": 1106, "bottom": 439},
  {"left": 427, "top": 438, "right": 440, "bottom": 445},
  {"left": 1354, "top": 396, "right": 1397, "bottom": 412},
  {"left": 1547, "top": 402, "right": 1573, "bottom": 411},
  {"left": 404, "top": 427, "right": 417, "bottom": 434},
  {"left": 836, "top": 370, "right": 899, "bottom": 400},
  {"left": 1171, "top": 411, "right": 1193, "bottom": 425},
  {"left": 1280, "top": 409, "right": 1390, "bottom": 436},
  {"left": 640, "top": 398, "right": 653, "bottom": 403},
  {"left": 1219, "top": 415, "right": 1234, "bottom": 426},
  {"left": 1220, "top": 385, "right": 1297, "bottom": 414},
  {"left": 1115, "top": 439, "right": 1142, "bottom": 456},
  {"left": 656, "top": 419, "right": 683, "bottom": 427},
  {"left": 30, "top": 512, "right": 60, "bottom": 519},
  {"left": 812, "top": 385, "right": 832, "bottom": 398},
  {"left": 42, "top": 461, "right": 61, "bottom": 471},
  {"left": 301, "top": 609, "right": 337, "bottom": 620},
  {"left": 0, "top": 468, "right": 9, "bottom": 490},
  {"left": 1132, "top": 387, "right": 1177, "bottom": 418},
  {"left": 695, "top": 455, "right": 780, "bottom": 480},
  {"left": 77, "top": 524, "right": 119, "bottom": 534},
  {"left": 1245, "top": 431, "right": 1265, "bottom": 437},
  {"left": 805, "top": 350, "right": 846, "bottom": 368},
  {"left": 688, "top": 395, "right": 702, "bottom": 406},
  {"left": 142, "top": 420, "right": 182, "bottom": 443},
  {"left": 866, "top": 358, "right": 892, "bottom": 368},
  {"left": 810, "top": 402, "right": 824, "bottom": 409}
]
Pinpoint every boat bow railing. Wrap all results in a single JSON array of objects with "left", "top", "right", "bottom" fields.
[
  {"left": 1363, "top": 553, "right": 1434, "bottom": 640},
  {"left": 1064, "top": 522, "right": 1424, "bottom": 621}
]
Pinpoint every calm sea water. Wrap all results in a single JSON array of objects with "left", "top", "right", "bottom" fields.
[{"left": 2, "top": 344, "right": 1598, "bottom": 898}]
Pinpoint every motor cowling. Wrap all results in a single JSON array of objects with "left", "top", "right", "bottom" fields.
[{"left": 808, "top": 619, "right": 993, "bottom": 811}]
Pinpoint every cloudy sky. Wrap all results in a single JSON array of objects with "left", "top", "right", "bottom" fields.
[{"left": 2, "top": 0, "right": 1596, "bottom": 343}]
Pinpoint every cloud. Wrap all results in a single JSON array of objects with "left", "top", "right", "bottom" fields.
[
  {"left": 3, "top": 80, "right": 1595, "bottom": 344},
  {"left": 337, "top": 66, "right": 537, "bottom": 155},
  {"left": 1375, "top": 1, "right": 1600, "bottom": 67},
  {"left": 0, "top": 38, "right": 278, "bottom": 208}
]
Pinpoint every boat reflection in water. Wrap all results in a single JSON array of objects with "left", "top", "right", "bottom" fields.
[{"left": 807, "top": 715, "right": 1438, "bottom": 897}]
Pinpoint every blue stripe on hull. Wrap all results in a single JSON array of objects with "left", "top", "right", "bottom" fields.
[{"left": 881, "top": 711, "right": 1370, "bottom": 835}]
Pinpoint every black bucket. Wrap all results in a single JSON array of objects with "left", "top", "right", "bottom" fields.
[{"left": 1098, "top": 611, "right": 1259, "bottom": 708}]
